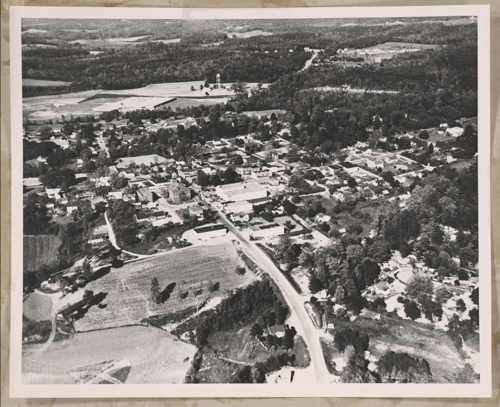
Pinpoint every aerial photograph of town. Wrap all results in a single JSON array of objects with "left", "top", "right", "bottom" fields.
[{"left": 19, "top": 14, "right": 481, "bottom": 387}]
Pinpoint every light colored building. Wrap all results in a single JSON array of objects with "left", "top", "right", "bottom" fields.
[
  {"left": 225, "top": 200, "right": 253, "bottom": 214},
  {"left": 216, "top": 181, "right": 267, "bottom": 202},
  {"left": 193, "top": 224, "right": 228, "bottom": 239}
]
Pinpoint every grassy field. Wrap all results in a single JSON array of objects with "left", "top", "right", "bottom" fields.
[
  {"left": 22, "top": 325, "right": 196, "bottom": 384},
  {"left": 23, "top": 79, "right": 72, "bottom": 87},
  {"left": 23, "top": 235, "right": 61, "bottom": 272},
  {"left": 60, "top": 244, "right": 253, "bottom": 332},
  {"left": 325, "top": 314, "right": 473, "bottom": 383},
  {"left": 23, "top": 292, "right": 53, "bottom": 322}
]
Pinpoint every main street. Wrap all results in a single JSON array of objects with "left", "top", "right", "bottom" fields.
[{"left": 207, "top": 201, "right": 333, "bottom": 383}]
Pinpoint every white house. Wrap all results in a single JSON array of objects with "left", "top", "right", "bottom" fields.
[{"left": 315, "top": 213, "right": 331, "bottom": 224}]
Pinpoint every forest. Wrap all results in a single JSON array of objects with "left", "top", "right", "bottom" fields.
[{"left": 22, "top": 17, "right": 476, "bottom": 96}]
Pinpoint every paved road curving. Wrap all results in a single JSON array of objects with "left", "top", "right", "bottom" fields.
[{"left": 210, "top": 204, "right": 332, "bottom": 383}]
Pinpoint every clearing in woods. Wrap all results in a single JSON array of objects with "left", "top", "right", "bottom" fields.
[{"left": 61, "top": 243, "right": 254, "bottom": 332}]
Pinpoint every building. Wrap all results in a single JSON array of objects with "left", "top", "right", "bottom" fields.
[
  {"left": 193, "top": 224, "right": 228, "bottom": 240},
  {"left": 135, "top": 210, "right": 166, "bottom": 224},
  {"left": 230, "top": 212, "right": 250, "bottom": 223},
  {"left": 168, "top": 181, "right": 190, "bottom": 204},
  {"left": 188, "top": 205, "right": 204, "bottom": 219},
  {"left": 338, "top": 162, "right": 360, "bottom": 174},
  {"left": 263, "top": 324, "right": 286, "bottom": 338},
  {"left": 216, "top": 181, "right": 268, "bottom": 202},
  {"left": 224, "top": 200, "right": 253, "bottom": 214},
  {"left": 249, "top": 223, "right": 285, "bottom": 240},
  {"left": 136, "top": 187, "right": 153, "bottom": 203},
  {"left": 446, "top": 127, "right": 464, "bottom": 138},
  {"left": 315, "top": 213, "right": 331, "bottom": 224}
]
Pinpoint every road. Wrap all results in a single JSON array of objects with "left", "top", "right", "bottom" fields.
[
  {"left": 298, "top": 49, "right": 321, "bottom": 73},
  {"left": 97, "top": 131, "right": 111, "bottom": 158},
  {"left": 207, "top": 202, "right": 332, "bottom": 383}
]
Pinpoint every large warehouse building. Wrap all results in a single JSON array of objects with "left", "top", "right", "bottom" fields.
[{"left": 216, "top": 181, "right": 268, "bottom": 202}]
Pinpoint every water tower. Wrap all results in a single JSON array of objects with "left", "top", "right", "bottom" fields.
[{"left": 216, "top": 73, "right": 221, "bottom": 89}]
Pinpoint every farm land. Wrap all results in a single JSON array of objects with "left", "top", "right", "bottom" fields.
[
  {"left": 22, "top": 325, "right": 196, "bottom": 384},
  {"left": 56, "top": 244, "right": 254, "bottom": 332}
]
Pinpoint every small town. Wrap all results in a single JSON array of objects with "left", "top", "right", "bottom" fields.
[{"left": 20, "top": 15, "right": 480, "bottom": 386}]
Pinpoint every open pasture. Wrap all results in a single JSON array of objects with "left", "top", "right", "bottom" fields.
[
  {"left": 22, "top": 325, "right": 195, "bottom": 384},
  {"left": 62, "top": 244, "right": 253, "bottom": 332}
]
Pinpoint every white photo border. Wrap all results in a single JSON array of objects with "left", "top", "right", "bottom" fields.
[{"left": 10, "top": 5, "right": 492, "bottom": 399}]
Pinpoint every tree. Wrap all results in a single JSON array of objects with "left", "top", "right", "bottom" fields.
[
  {"left": 309, "top": 273, "right": 323, "bottom": 294},
  {"left": 435, "top": 286, "right": 452, "bottom": 304},
  {"left": 209, "top": 174, "right": 221, "bottom": 186},
  {"left": 406, "top": 274, "right": 434, "bottom": 304},
  {"left": 235, "top": 266, "right": 246, "bottom": 275},
  {"left": 150, "top": 278, "right": 161, "bottom": 305},
  {"left": 418, "top": 130, "right": 430, "bottom": 139},
  {"left": 404, "top": 300, "right": 421, "bottom": 321},
  {"left": 456, "top": 298, "right": 467, "bottom": 313},
  {"left": 224, "top": 166, "right": 239, "bottom": 184},
  {"left": 275, "top": 235, "right": 298, "bottom": 265},
  {"left": 366, "top": 240, "right": 391, "bottom": 264},
  {"left": 282, "top": 200, "right": 296, "bottom": 215},
  {"left": 250, "top": 323, "right": 263, "bottom": 337},
  {"left": 470, "top": 287, "right": 479, "bottom": 305},
  {"left": 347, "top": 177, "right": 358, "bottom": 188},
  {"left": 40, "top": 168, "right": 76, "bottom": 189}
]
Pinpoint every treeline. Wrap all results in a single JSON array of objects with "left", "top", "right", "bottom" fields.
[{"left": 23, "top": 42, "right": 309, "bottom": 93}]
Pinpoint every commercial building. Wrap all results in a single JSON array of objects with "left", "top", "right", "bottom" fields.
[
  {"left": 216, "top": 181, "right": 268, "bottom": 202},
  {"left": 193, "top": 224, "right": 228, "bottom": 239},
  {"left": 224, "top": 200, "right": 253, "bottom": 214}
]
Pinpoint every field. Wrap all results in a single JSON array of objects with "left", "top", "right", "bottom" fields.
[
  {"left": 323, "top": 314, "right": 475, "bottom": 383},
  {"left": 225, "top": 30, "right": 273, "bottom": 38},
  {"left": 22, "top": 81, "right": 242, "bottom": 121},
  {"left": 22, "top": 325, "right": 196, "bottom": 384},
  {"left": 23, "top": 292, "right": 53, "bottom": 322},
  {"left": 23, "top": 79, "right": 72, "bottom": 87},
  {"left": 23, "top": 235, "right": 61, "bottom": 272},
  {"left": 58, "top": 244, "right": 254, "bottom": 332}
]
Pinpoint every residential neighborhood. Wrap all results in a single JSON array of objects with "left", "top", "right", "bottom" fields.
[{"left": 19, "top": 14, "right": 482, "bottom": 389}]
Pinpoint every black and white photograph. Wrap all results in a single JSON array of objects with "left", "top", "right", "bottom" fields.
[{"left": 9, "top": 5, "right": 491, "bottom": 398}]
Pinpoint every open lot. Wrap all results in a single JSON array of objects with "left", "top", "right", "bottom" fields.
[
  {"left": 59, "top": 244, "right": 254, "bottom": 332},
  {"left": 22, "top": 325, "right": 195, "bottom": 384}
]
